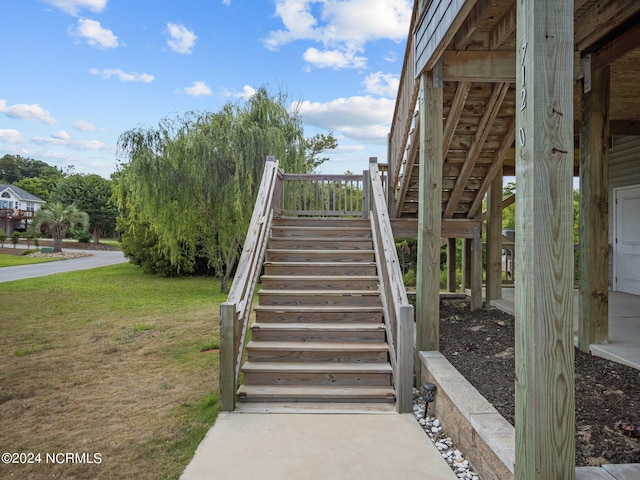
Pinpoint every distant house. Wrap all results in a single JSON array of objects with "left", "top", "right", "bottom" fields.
[{"left": 0, "top": 184, "right": 45, "bottom": 234}]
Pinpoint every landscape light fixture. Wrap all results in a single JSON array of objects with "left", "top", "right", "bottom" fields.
[{"left": 421, "top": 382, "right": 437, "bottom": 419}]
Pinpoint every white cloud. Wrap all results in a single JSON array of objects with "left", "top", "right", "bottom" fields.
[
  {"left": 221, "top": 0, "right": 231, "bottom": 5},
  {"left": 73, "top": 120, "right": 98, "bottom": 131},
  {"left": 40, "top": 0, "right": 107, "bottom": 16},
  {"left": 303, "top": 46, "right": 366, "bottom": 69},
  {"left": 222, "top": 85, "right": 257, "bottom": 100},
  {"left": 0, "top": 99, "right": 57, "bottom": 125},
  {"left": 183, "top": 81, "right": 212, "bottom": 96},
  {"left": 90, "top": 68, "right": 154, "bottom": 83},
  {"left": 72, "top": 18, "right": 119, "bottom": 49},
  {"left": 0, "top": 129, "right": 25, "bottom": 144},
  {"left": 264, "top": 0, "right": 412, "bottom": 68},
  {"left": 33, "top": 132, "right": 110, "bottom": 151},
  {"left": 166, "top": 23, "right": 197, "bottom": 54},
  {"left": 363, "top": 72, "right": 400, "bottom": 97},
  {"left": 293, "top": 95, "right": 394, "bottom": 143}
]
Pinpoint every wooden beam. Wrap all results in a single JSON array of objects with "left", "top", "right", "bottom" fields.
[
  {"left": 417, "top": 0, "right": 480, "bottom": 75},
  {"left": 443, "top": 81, "right": 472, "bottom": 153},
  {"left": 447, "top": 238, "right": 457, "bottom": 292},
  {"left": 416, "top": 62, "right": 443, "bottom": 353},
  {"left": 485, "top": 173, "right": 503, "bottom": 307},
  {"left": 515, "top": 1, "right": 576, "bottom": 478},
  {"left": 490, "top": 3, "right": 516, "bottom": 50},
  {"left": 443, "top": 51, "right": 516, "bottom": 82},
  {"left": 579, "top": 66, "right": 610, "bottom": 351},
  {"left": 470, "top": 223, "right": 482, "bottom": 311},
  {"left": 467, "top": 121, "right": 515, "bottom": 218},
  {"left": 453, "top": 0, "right": 492, "bottom": 50},
  {"left": 590, "top": 17, "right": 640, "bottom": 71},
  {"left": 575, "top": 0, "right": 640, "bottom": 51},
  {"left": 391, "top": 218, "right": 482, "bottom": 239},
  {"left": 444, "top": 82, "right": 510, "bottom": 218}
]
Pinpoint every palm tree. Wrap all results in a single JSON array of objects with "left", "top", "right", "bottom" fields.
[{"left": 33, "top": 202, "right": 89, "bottom": 252}]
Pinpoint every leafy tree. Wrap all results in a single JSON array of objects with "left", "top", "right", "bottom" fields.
[
  {"left": 32, "top": 202, "right": 89, "bottom": 252},
  {"left": 116, "top": 87, "right": 334, "bottom": 290},
  {"left": 0, "top": 154, "right": 62, "bottom": 183},
  {"left": 50, "top": 174, "right": 117, "bottom": 244}
]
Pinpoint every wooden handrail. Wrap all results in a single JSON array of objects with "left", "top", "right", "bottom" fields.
[
  {"left": 367, "top": 159, "right": 414, "bottom": 413},
  {"left": 220, "top": 157, "right": 280, "bottom": 411}
]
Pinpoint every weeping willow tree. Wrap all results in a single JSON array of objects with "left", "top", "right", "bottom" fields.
[{"left": 115, "top": 87, "right": 335, "bottom": 291}]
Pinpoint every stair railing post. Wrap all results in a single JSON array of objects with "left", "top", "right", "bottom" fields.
[
  {"left": 362, "top": 169, "right": 370, "bottom": 219},
  {"left": 219, "top": 302, "right": 237, "bottom": 411},
  {"left": 397, "top": 304, "right": 415, "bottom": 413}
]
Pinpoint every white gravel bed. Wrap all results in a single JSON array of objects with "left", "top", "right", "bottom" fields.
[{"left": 413, "top": 388, "right": 481, "bottom": 480}]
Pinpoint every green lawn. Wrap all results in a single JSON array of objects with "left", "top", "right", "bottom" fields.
[
  {"left": 0, "top": 263, "right": 224, "bottom": 480},
  {"left": 0, "top": 253, "right": 63, "bottom": 267}
]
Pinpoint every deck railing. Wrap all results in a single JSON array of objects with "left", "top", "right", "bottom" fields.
[
  {"left": 281, "top": 173, "right": 365, "bottom": 217},
  {"left": 219, "top": 157, "right": 281, "bottom": 411},
  {"left": 368, "top": 158, "right": 414, "bottom": 413}
]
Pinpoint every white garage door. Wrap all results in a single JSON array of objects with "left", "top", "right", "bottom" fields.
[{"left": 615, "top": 185, "right": 640, "bottom": 296}]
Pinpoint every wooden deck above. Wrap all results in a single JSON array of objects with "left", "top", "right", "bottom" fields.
[{"left": 390, "top": 0, "right": 640, "bottom": 220}]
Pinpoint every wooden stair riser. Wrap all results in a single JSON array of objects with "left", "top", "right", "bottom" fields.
[
  {"left": 254, "top": 307, "right": 384, "bottom": 324},
  {"left": 237, "top": 385, "right": 395, "bottom": 403},
  {"left": 263, "top": 262, "right": 377, "bottom": 276},
  {"left": 270, "top": 226, "right": 372, "bottom": 239},
  {"left": 258, "top": 291, "right": 381, "bottom": 307},
  {"left": 251, "top": 325, "right": 386, "bottom": 343},
  {"left": 260, "top": 275, "right": 379, "bottom": 291},
  {"left": 272, "top": 218, "right": 370, "bottom": 228},
  {"left": 243, "top": 372, "right": 392, "bottom": 387},
  {"left": 265, "top": 249, "right": 375, "bottom": 263},
  {"left": 247, "top": 348, "right": 389, "bottom": 364},
  {"left": 268, "top": 238, "right": 373, "bottom": 250}
]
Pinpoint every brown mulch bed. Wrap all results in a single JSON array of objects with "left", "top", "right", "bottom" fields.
[{"left": 439, "top": 297, "right": 640, "bottom": 467}]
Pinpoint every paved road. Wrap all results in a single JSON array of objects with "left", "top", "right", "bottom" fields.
[{"left": 0, "top": 248, "right": 128, "bottom": 283}]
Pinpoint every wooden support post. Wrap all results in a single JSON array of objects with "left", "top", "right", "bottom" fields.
[
  {"left": 397, "top": 304, "right": 415, "bottom": 413},
  {"left": 485, "top": 173, "right": 503, "bottom": 307},
  {"left": 462, "top": 238, "right": 472, "bottom": 291},
  {"left": 516, "top": 1, "right": 575, "bottom": 478},
  {"left": 447, "top": 238, "right": 457, "bottom": 292},
  {"left": 362, "top": 169, "right": 371, "bottom": 220},
  {"left": 579, "top": 65, "right": 610, "bottom": 351},
  {"left": 219, "top": 302, "right": 237, "bottom": 412},
  {"left": 416, "top": 61, "right": 443, "bottom": 352},
  {"left": 470, "top": 224, "right": 482, "bottom": 311}
]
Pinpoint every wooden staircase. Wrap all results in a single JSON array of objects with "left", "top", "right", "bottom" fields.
[{"left": 236, "top": 216, "right": 396, "bottom": 410}]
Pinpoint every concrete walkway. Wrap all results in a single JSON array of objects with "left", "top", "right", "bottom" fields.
[
  {"left": 0, "top": 247, "right": 127, "bottom": 282},
  {"left": 180, "top": 413, "right": 458, "bottom": 480}
]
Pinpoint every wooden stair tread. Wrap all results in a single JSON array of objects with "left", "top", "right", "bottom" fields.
[
  {"left": 267, "top": 248, "right": 375, "bottom": 253},
  {"left": 242, "top": 361, "right": 393, "bottom": 373},
  {"left": 233, "top": 402, "right": 397, "bottom": 414},
  {"left": 247, "top": 341, "right": 389, "bottom": 352},
  {"left": 254, "top": 305, "right": 383, "bottom": 312},
  {"left": 264, "top": 261, "right": 376, "bottom": 266},
  {"left": 260, "top": 275, "right": 379, "bottom": 281},
  {"left": 259, "top": 289, "right": 380, "bottom": 295},
  {"left": 252, "top": 322, "right": 385, "bottom": 331},
  {"left": 237, "top": 385, "right": 395, "bottom": 399}
]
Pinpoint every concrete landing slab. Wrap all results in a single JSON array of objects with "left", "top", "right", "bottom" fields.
[{"left": 180, "top": 413, "right": 457, "bottom": 480}]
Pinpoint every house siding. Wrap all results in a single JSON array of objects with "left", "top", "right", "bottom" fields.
[{"left": 608, "top": 136, "right": 640, "bottom": 287}]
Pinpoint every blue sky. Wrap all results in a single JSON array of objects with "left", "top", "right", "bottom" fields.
[{"left": 1, "top": 0, "right": 412, "bottom": 178}]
